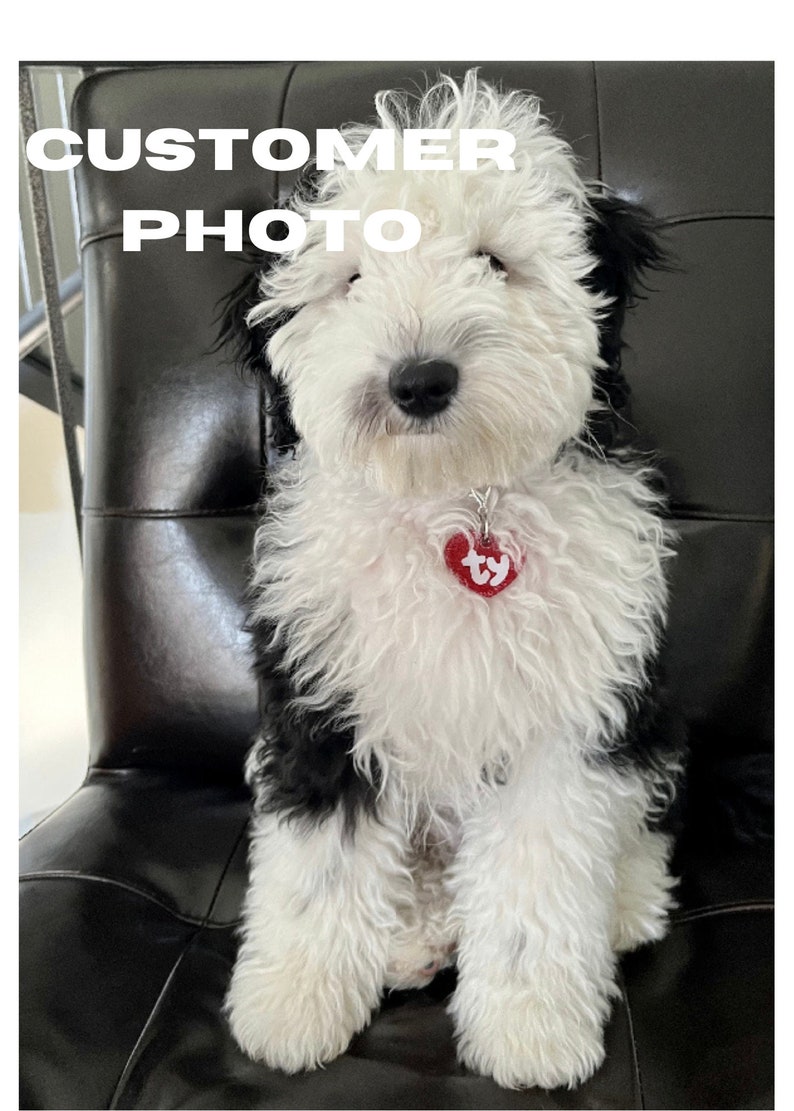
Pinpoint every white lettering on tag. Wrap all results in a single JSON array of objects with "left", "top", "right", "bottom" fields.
[
  {"left": 486, "top": 554, "right": 509, "bottom": 586},
  {"left": 461, "top": 547, "right": 511, "bottom": 587},
  {"left": 460, "top": 548, "right": 490, "bottom": 585}
]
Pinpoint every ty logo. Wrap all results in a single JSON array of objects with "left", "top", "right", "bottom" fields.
[
  {"left": 443, "top": 532, "right": 521, "bottom": 598},
  {"left": 461, "top": 547, "right": 510, "bottom": 587}
]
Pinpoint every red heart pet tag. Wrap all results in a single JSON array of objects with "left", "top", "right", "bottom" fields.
[{"left": 444, "top": 532, "right": 521, "bottom": 597}]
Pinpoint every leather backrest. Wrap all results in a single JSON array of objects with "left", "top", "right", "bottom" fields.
[{"left": 73, "top": 62, "right": 773, "bottom": 780}]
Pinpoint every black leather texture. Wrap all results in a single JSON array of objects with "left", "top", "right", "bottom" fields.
[{"left": 19, "top": 62, "right": 773, "bottom": 1109}]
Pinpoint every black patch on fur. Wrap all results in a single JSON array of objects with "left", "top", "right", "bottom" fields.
[
  {"left": 245, "top": 602, "right": 380, "bottom": 835},
  {"left": 593, "top": 647, "right": 687, "bottom": 830},
  {"left": 584, "top": 192, "right": 670, "bottom": 453}
]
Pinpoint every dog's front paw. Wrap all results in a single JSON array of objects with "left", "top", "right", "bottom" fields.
[
  {"left": 384, "top": 940, "right": 457, "bottom": 990},
  {"left": 450, "top": 977, "right": 607, "bottom": 1090},
  {"left": 225, "top": 952, "right": 377, "bottom": 1072}
]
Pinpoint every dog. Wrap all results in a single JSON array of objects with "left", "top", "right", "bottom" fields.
[{"left": 222, "top": 71, "right": 684, "bottom": 1091}]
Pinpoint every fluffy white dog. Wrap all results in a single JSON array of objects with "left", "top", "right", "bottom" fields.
[{"left": 223, "top": 71, "right": 683, "bottom": 1091}]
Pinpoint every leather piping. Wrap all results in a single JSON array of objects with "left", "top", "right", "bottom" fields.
[
  {"left": 670, "top": 901, "right": 773, "bottom": 925},
  {"left": 80, "top": 507, "right": 773, "bottom": 524},
  {"left": 82, "top": 505, "right": 259, "bottom": 518},
  {"left": 18, "top": 869, "right": 245, "bottom": 930},
  {"left": 106, "top": 818, "right": 249, "bottom": 1109},
  {"left": 617, "top": 965, "right": 645, "bottom": 1109}
]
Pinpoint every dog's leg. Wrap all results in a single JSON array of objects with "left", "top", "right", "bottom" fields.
[
  {"left": 226, "top": 803, "right": 407, "bottom": 1072},
  {"left": 611, "top": 825, "right": 676, "bottom": 952},
  {"left": 448, "top": 748, "right": 634, "bottom": 1091}
]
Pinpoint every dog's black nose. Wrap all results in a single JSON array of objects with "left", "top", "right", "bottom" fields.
[{"left": 388, "top": 359, "right": 459, "bottom": 418}]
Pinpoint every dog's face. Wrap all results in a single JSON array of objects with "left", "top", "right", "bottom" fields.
[{"left": 250, "top": 77, "right": 609, "bottom": 497}]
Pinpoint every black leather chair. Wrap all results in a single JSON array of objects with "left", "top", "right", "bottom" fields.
[{"left": 19, "top": 62, "right": 773, "bottom": 1110}]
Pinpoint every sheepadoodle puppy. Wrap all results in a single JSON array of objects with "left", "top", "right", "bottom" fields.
[{"left": 223, "top": 71, "right": 684, "bottom": 1091}]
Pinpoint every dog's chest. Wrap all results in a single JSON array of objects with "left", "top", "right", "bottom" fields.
[{"left": 262, "top": 457, "right": 668, "bottom": 790}]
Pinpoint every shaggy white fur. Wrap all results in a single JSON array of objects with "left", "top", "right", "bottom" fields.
[{"left": 226, "top": 72, "right": 680, "bottom": 1091}]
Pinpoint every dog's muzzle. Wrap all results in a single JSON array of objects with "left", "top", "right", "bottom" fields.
[{"left": 388, "top": 358, "right": 459, "bottom": 419}]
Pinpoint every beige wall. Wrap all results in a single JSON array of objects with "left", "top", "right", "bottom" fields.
[{"left": 19, "top": 395, "right": 87, "bottom": 833}]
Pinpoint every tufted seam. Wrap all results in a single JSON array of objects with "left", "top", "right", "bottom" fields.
[
  {"left": 81, "top": 506, "right": 772, "bottom": 524},
  {"left": 107, "top": 943, "right": 195, "bottom": 1110},
  {"left": 19, "top": 870, "right": 244, "bottom": 930},
  {"left": 592, "top": 62, "right": 602, "bottom": 183},
  {"left": 663, "top": 211, "right": 773, "bottom": 225},
  {"left": 617, "top": 964, "right": 645, "bottom": 1109},
  {"left": 82, "top": 505, "right": 258, "bottom": 518},
  {"left": 107, "top": 817, "right": 249, "bottom": 1109},
  {"left": 670, "top": 900, "right": 773, "bottom": 926}
]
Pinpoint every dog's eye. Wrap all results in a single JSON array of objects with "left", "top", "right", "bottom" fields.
[
  {"left": 476, "top": 251, "right": 507, "bottom": 274},
  {"left": 348, "top": 273, "right": 361, "bottom": 284}
]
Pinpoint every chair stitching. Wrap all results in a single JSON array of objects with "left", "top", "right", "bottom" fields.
[
  {"left": 19, "top": 871, "right": 241, "bottom": 929},
  {"left": 82, "top": 505, "right": 258, "bottom": 518},
  {"left": 617, "top": 964, "right": 645, "bottom": 1109},
  {"left": 592, "top": 61, "right": 602, "bottom": 183},
  {"left": 670, "top": 509, "right": 772, "bottom": 523},
  {"left": 107, "top": 818, "right": 249, "bottom": 1108},
  {"left": 664, "top": 211, "right": 773, "bottom": 225},
  {"left": 671, "top": 901, "right": 773, "bottom": 926},
  {"left": 107, "top": 939, "right": 197, "bottom": 1110},
  {"left": 81, "top": 506, "right": 773, "bottom": 524}
]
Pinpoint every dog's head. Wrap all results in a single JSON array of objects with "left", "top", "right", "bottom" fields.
[{"left": 227, "top": 72, "right": 664, "bottom": 497}]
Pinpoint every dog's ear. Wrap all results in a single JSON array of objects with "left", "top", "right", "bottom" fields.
[
  {"left": 584, "top": 191, "right": 669, "bottom": 449},
  {"left": 215, "top": 252, "right": 300, "bottom": 457}
]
